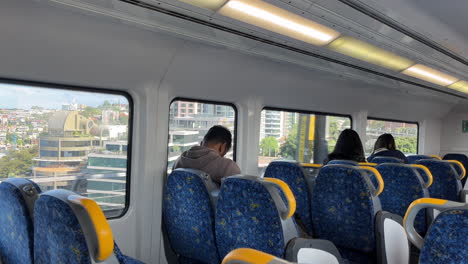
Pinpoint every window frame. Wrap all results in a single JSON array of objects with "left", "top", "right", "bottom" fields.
[
  {"left": 367, "top": 116, "right": 419, "bottom": 154},
  {"left": 0, "top": 77, "right": 134, "bottom": 220},
  {"left": 260, "top": 106, "right": 353, "bottom": 162},
  {"left": 168, "top": 97, "right": 238, "bottom": 162}
]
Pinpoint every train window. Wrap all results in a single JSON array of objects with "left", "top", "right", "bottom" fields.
[
  {"left": 0, "top": 82, "right": 132, "bottom": 218},
  {"left": 258, "top": 108, "right": 351, "bottom": 170},
  {"left": 365, "top": 118, "right": 418, "bottom": 155},
  {"left": 167, "top": 99, "right": 237, "bottom": 173}
]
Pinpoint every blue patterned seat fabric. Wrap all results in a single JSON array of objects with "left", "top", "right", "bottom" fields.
[
  {"left": 264, "top": 161, "right": 313, "bottom": 235},
  {"left": 34, "top": 190, "right": 143, "bottom": 264},
  {"left": 369, "top": 156, "right": 403, "bottom": 164},
  {"left": 311, "top": 165, "right": 380, "bottom": 263},
  {"left": 114, "top": 242, "right": 144, "bottom": 264},
  {"left": 327, "top": 160, "right": 358, "bottom": 166},
  {"left": 416, "top": 160, "right": 462, "bottom": 201},
  {"left": 407, "top": 155, "right": 436, "bottom": 164},
  {"left": 0, "top": 179, "right": 41, "bottom": 264},
  {"left": 163, "top": 169, "right": 219, "bottom": 264},
  {"left": 443, "top": 153, "right": 468, "bottom": 185},
  {"left": 215, "top": 177, "right": 286, "bottom": 259},
  {"left": 377, "top": 164, "right": 428, "bottom": 233},
  {"left": 419, "top": 208, "right": 468, "bottom": 264}
]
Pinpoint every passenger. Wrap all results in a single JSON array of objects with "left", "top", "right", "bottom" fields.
[
  {"left": 173, "top": 125, "right": 241, "bottom": 184},
  {"left": 368, "top": 133, "right": 408, "bottom": 163},
  {"left": 324, "top": 129, "right": 366, "bottom": 164}
]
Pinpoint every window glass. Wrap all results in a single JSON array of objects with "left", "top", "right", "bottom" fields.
[
  {"left": 365, "top": 119, "right": 418, "bottom": 155},
  {"left": 0, "top": 83, "right": 131, "bottom": 218},
  {"left": 168, "top": 100, "right": 236, "bottom": 173},
  {"left": 258, "top": 109, "right": 351, "bottom": 170}
]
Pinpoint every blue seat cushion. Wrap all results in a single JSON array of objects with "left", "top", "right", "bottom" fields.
[
  {"left": 215, "top": 178, "right": 285, "bottom": 259},
  {"left": 0, "top": 182, "right": 35, "bottom": 264},
  {"left": 377, "top": 165, "right": 428, "bottom": 233},
  {"left": 114, "top": 242, "right": 144, "bottom": 264},
  {"left": 163, "top": 170, "right": 219, "bottom": 264},
  {"left": 34, "top": 194, "right": 90, "bottom": 264},
  {"left": 311, "top": 166, "right": 378, "bottom": 253},
  {"left": 443, "top": 153, "right": 468, "bottom": 185},
  {"left": 417, "top": 160, "right": 461, "bottom": 201},
  {"left": 264, "top": 162, "right": 313, "bottom": 234},
  {"left": 420, "top": 209, "right": 468, "bottom": 264}
]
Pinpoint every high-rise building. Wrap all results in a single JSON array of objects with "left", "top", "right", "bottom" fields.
[{"left": 33, "top": 111, "right": 97, "bottom": 179}]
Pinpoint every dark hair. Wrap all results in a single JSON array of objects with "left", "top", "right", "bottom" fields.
[
  {"left": 326, "top": 129, "right": 365, "bottom": 163},
  {"left": 373, "top": 134, "right": 396, "bottom": 153},
  {"left": 202, "top": 125, "right": 233, "bottom": 150}
]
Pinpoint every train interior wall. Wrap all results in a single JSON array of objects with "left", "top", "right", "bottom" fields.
[{"left": 0, "top": 0, "right": 466, "bottom": 263}]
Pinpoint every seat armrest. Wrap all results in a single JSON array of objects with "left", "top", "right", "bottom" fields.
[
  {"left": 285, "top": 238, "right": 343, "bottom": 264},
  {"left": 376, "top": 212, "right": 410, "bottom": 264}
]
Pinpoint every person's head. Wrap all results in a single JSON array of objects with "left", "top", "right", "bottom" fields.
[
  {"left": 201, "top": 125, "right": 233, "bottom": 157},
  {"left": 373, "top": 133, "right": 396, "bottom": 152},
  {"left": 328, "top": 129, "right": 365, "bottom": 162}
]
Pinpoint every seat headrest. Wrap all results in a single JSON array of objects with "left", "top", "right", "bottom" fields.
[
  {"left": 403, "top": 198, "right": 466, "bottom": 249},
  {"left": 358, "top": 162, "right": 378, "bottom": 167},
  {"left": 222, "top": 248, "right": 289, "bottom": 264},
  {"left": 263, "top": 178, "right": 296, "bottom": 219},
  {"left": 327, "top": 160, "right": 358, "bottom": 166},
  {"left": 358, "top": 166, "right": 385, "bottom": 196},
  {"left": 2, "top": 178, "right": 41, "bottom": 218},
  {"left": 369, "top": 156, "right": 404, "bottom": 164},
  {"left": 41, "top": 190, "right": 114, "bottom": 262},
  {"left": 445, "top": 160, "right": 467, "bottom": 180}
]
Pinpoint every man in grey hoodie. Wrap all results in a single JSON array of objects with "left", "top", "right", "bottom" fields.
[{"left": 173, "top": 125, "right": 241, "bottom": 184}]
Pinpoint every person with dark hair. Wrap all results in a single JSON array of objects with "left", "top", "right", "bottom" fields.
[
  {"left": 173, "top": 125, "right": 240, "bottom": 183},
  {"left": 324, "top": 129, "right": 366, "bottom": 164},
  {"left": 367, "top": 133, "right": 408, "bottom": 163}
]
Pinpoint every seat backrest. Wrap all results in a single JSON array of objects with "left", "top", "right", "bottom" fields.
[
  {"left": 216, "top": 176, "right": 298, "bottom": 260},
  {"left": 34, "top": 189, "right": 117, "bottom": 264},
  {"left": 263, "top": 161, "right": 316, "bottom": 235},
  {"left": 163, "top": 168, "right": 220, "bottom": 264},
  {"left": 416, "top": 160, "right": 463, "bottom": 201},
  {"left": 376, "top": 164, "right": 431, "bottom": 233},
  {"left": 443, "top": 153, "right": 468, "bottom": 185},
  {"left": 0, "top": 178, "right": 41, "bottom": 264},
  {"left": 369, "top": 156, "right": 404, "bottom": 164},
  {"left": 327, "top": 160, "right": 358, "bottom": 166},
  {"left": 311, "top": 165, "right": 383, "bottom": 254},
  {"left": 407, "top": 155, "right": 439, "bottom": 164},
  {"left": 404, "top": 198, "right": 467, "bottom": 264}
]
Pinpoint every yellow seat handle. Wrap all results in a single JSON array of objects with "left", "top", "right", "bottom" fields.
[
  {"left": 359, "top": 166, "right": 384, "bottom": 196},
  {"left": 264, "top": 178, "right": 296, "bottom": 219},
  {"left": 411, "top": 164, "right": 434, "bottom": 188}
]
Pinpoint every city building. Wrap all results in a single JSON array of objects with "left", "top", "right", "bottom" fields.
[{"left": 33, "top": 111, "right": 98, "bottom": 178}]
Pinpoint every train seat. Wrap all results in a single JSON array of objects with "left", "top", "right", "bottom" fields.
[
  {"left": 368, "top": 157, "right": 404, "bottom": 164},
  {"left": 376, "top": 164, "right": 432, "bottom": 233},
  {"left": 222, "top": 248, "right": 341, "bottom": 264},
  {"left": 407, "top": 155, "right": 439, "bottom": 164},
  {"left": 443, "top": 153, "right": 468, "bottom": 185},
  {"left": 404, "top": 198, "right": 468, "bottom": 264},
  {"left": 416, "top": 160, "right": 463, "bottom": 201},
  {"left": 215, "top": 175, "right": 342, "bottom": 263},
  {"left": 263, "top": 161, "right": 321, "bottom": 235},
  {"left": 311, "top": 165, "right": 409, "bottom": 264},
  {"left": 34, "top": 189, "right": 143, "bottom": 264},
  {"left": 327, "top": 160, "right": 358, "bottom": 166},
  {"left": 0, "top": 179, "right": 41, "bottom": 264},
  {"left": 163, "top": 168, "right": 220, "bottom": 264}
]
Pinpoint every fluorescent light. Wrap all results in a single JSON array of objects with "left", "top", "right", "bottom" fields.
[
  {"left": 449, "top": 80, "right": 468, "bottom": 93},
  {"left": 328, "top": 36, "right": 415, "bottom": 71},
  {"left": 218, "top": 0, "right": 340, "bottom": 46},
  {"left": 179, "top": 0, "right": 227, "bottom": 10},
  {"left": 402, "top": 64, "right": 459, "bottom": 86}
]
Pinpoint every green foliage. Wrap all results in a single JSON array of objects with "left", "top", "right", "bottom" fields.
[
  {"left": 395, "top": 136, "right": 417, "bottom": 154},
  {"left": 279, "top": 124, "right": 298, "bottom": 159},
  {"left": 260, "top": 137, "right": 279, "bottom": 157},
  {"left": 119, "top": 115, "right": 129, "bottom": 125},
  {"left": 0, "top": 147, "right": 38, "bottom": 178},
  {"left": 82, "top": 106, "right": 102, "bottom": 118}
]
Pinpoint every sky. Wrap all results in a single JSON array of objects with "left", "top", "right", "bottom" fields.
[{"left": 0, "top": 83, "right": 128, "bottom": 110}]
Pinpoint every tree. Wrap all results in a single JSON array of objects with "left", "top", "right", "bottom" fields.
[
  {"left": 0, "top": 147, "right": 38, "bottom": 178},
  {"left": 260, "top": 137, "right": 279, "bottom": 157},
  {"left": 279, "top": 124, "right": 298, "bottom": 159},
  {"left": 395, "top": 136, "right": 417, "bottom": 154},
  {"left": 82, "top": 106, "right": 102, "bottom": 118}
]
